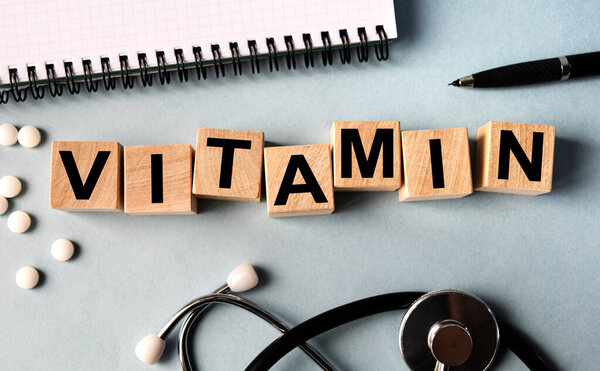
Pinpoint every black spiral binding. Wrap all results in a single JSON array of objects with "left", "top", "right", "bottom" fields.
[
  {"left": 120, "top": 55, "right": 135, "bottom": 89},
  {"left": 138, "top": 53, "right": 153, "bottom": 87},
  {"left": 302, "top": 34, "right": 314, "bottom": 68},
  {"left": 284, "top": 36, "right": 296, "bottom": 70},
  {"left": 321, "top": 31, "right": 333, "bottom": 66},
  {"left": 211, "top": 45, "right": 225, "bottom": 78},
  {"left": 0, "top": 25, "right": 389, "bottom": 103},
  {"left": 83, "top": 59, "right": 99, "bottom": 93},
  {"left": 101, "top": 57, "right": 116, "bottom": 90},
  {"left": 193, "top": 46, "right": 207, "bottom": 80},
  {"left": 248, "top": 40, "right": 260, "bottom": 74},
  {"left": 63, "top": 61, "right": 80, "bottom": 95},
  {"left": 357, "top": 27, "right": 369, "bottom": 63},
  {"left": 339, "top": 29, "right": 351, "bottom": 65},
  {"left": 230, "top": 42, "right": 242, "bottom": 76},
  {"left": 27, "top": 66, "right": 45, "bottom": 99},
  {"left": 266, "top": 38, "right": 279, "bottom": 72},
  {"left": 375, "top": 25, "right": 389, "bottom": 61},
  {"left": 175, "top": 48, "right": 188, "bottom": 82},
  {"left": 9, "top": 68, "right": 27, "bottom": 102},
  {"left": 45, "top": 63, "right": 63, "bottom": 97}
]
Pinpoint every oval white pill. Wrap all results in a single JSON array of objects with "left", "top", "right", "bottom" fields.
[
  {"left": 0, "top": 195, "right": 7, "bottom": 215},
  {"left": 7, "top": 211, "right": 31, "bottom": 233},
  {"left": 16, "top": 266, "right": 39, "bottom": 289},
  {"left": 51, "top": 238, "right": 75, "bottom": 261},
  {"left": 0, "top": 123, "right": 18, "bottom": 146},
  {"left": 17, "top": 125, "right": 41, "bottom": 148},
  {"left": 0, "top": 175, "right": 22, "bottom": 198}
]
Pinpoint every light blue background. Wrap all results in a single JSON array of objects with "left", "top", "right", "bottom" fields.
[{"left": 1, "top": 1, "right": 598, "bottom": 370}]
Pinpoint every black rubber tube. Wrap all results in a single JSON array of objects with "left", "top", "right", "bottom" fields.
[
  {"left": 245, "top": 292, "right": 423, "bottom": 370},
  {"left": 245, "top": 292, "right": 550, "bottom": 371}
]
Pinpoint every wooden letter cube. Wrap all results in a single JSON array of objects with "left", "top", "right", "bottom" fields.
[
  {"left": 399, "top": 128, "right": 472, "bottom": 201},
  {"left": 331, "top": 121, "right": 401, "bottom": 191},
  {"left": 264, "top": 144, "right": 334, "bottom": 217},
  {"left": 124, "top": 144, "right": 197, "bottom": 214},
  {"left": 192, "top": 128, "right": 264, "bottom": 202},
  {"left": 475, "top": 121, "right": 555, "bottom": 195},
  {"left": 50, "top": 141, "right": 123, "bottom": 211}
]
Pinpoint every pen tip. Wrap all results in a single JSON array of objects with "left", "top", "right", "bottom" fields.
[{"left": 449, "top": 80, "right": 459, "bottom": 87}]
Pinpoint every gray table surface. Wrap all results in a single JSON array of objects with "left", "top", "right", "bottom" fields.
[{"left": 1, "top": 1, "right": 598, "bottom": 370}]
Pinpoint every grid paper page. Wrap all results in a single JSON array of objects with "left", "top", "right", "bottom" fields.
[{"left": 0, "top": 0, "right": 396, "bottom": 87}]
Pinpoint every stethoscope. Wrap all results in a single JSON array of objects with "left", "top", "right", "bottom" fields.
[{"left": 135, "top": 264, "right": 550, "bottom": 370}]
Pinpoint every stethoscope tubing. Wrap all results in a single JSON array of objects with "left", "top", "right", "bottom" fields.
[
  {"left": 245, "top": 292, "right": 423, "bottom": 370},
  {"left": 164, "top": 292, "right": 334, "bottom": 371},
  {"left": 244, "top": 292, "right": 550, "bottom": 371}
]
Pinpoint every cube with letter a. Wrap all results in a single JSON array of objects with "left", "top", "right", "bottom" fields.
[
  {"left": 264, "top": 144, "right": 335, "bottom": 217},
  {"left": 475, "top": 121, "right": 555, "bottom": 195}
]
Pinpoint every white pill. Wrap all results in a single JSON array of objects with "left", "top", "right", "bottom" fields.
[
  {"left": 0, "top": 175, "right": 22, "bottom": 198},
  {"left": 16, "top": 266, "right": 39, "bottom": 289},
  {"left": 51, "top": 238, "right": 75, "bottom": 261},
  {"left": 0, "top": 124, "right": 18, "bottom": 146},
  {"left": 17, "top": 125, "right": 41, "bottom": 148},
  {"left": 0, "top": 195, "right": 7, "bottom": 215},
  {"left": 7, "top": 211, "right": 31, "bottom": 233}
]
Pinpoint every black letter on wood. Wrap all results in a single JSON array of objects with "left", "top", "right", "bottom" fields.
[
  {"left": 275, "top": 155, "right": 328, "bottom": 205},
  {"left": 498, "top": 130, "right": 544, "bottom": 181},
  {"left": 59, "top": 150, "right": 110, "bottom": 200},
  {"left": 207, "top": 138, "right": 252, "bottom": 188},
  {"left": 341, "top": 128, "right": 394, "bottom": 178}
]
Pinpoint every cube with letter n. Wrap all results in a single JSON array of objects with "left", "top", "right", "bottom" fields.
[{"left": 475, "top": 121, "right": 555, "bottom": 195}]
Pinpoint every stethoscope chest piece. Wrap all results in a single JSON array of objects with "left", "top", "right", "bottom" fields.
[{"left": 399, "top": 290, "right": 499, "bottom": 371}]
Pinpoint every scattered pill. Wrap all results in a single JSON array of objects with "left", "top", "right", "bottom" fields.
[
  {"left": 51, "top": 239, "right": 75, "bottom": 261},
  {"left": 7, "top": 211, "right": 31, "bottom": 233},
  {"left": 0, "top": 175, "right": 22, "bottom": 198},
  {"left": 0, "top": 195, "right": 7, "bottom": 215},
  {"left": 17, "top": 125, "right": 41, "bottom": 148},
  {"left": 15, "top": 266, "right": 39, "bottom": 289},
  {"left": 0, "top": 123, "right": 18, "bottom": 146}
]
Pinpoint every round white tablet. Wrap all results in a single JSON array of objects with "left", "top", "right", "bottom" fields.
[
  {"left": 7, "top": 211, "right": 31, "bottom": 233},
  {"left": 0, "top": 175, "right": 22, "bottom": 198},
  {"left": 0, "top": 195, "right": 7, "bottom": 215},
  {"left": 0, "top": 124, "right": 18, "bottom": 146},
  {"left": 15, "top": 266, "right": 39, "bottom": 289},
  {"left": 51, "top": 238, "right": 75, "bottom": 261},
  {"left": 17, "top": 125, "right": 41, "bottom": 148}
]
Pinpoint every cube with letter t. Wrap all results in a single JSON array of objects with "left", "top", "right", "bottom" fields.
[
  {"left": 331, "top": 121, "right": 401, "bottom": 191},
  {"left": 192, "top": 128, "right": 264, "bottom": 202},
  {"left": 264, "top": 144, "right": 335, "bottom": 217},
  {"left": 475, "top": 121, "right": 555, "bottom": 195},
  {"left": 50, "top": 141, "right": 123, "bottom": 211}
]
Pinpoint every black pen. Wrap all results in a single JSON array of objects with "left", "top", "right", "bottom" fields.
[{"left": 450, "top": 51, "right": 600, "bottom": 88}]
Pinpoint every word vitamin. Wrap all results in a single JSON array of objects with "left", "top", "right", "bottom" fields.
[{"left": 50, "top": 121, "right": 555, "bottom": 217}]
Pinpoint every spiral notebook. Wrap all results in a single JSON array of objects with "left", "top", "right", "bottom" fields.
[{"left": 0, "top": 0, "right": 396, "bottom": 103}]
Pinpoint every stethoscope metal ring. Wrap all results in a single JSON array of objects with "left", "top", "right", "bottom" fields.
[{"left": 399, "top": 290, "right": 499, "bottom": 371}]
